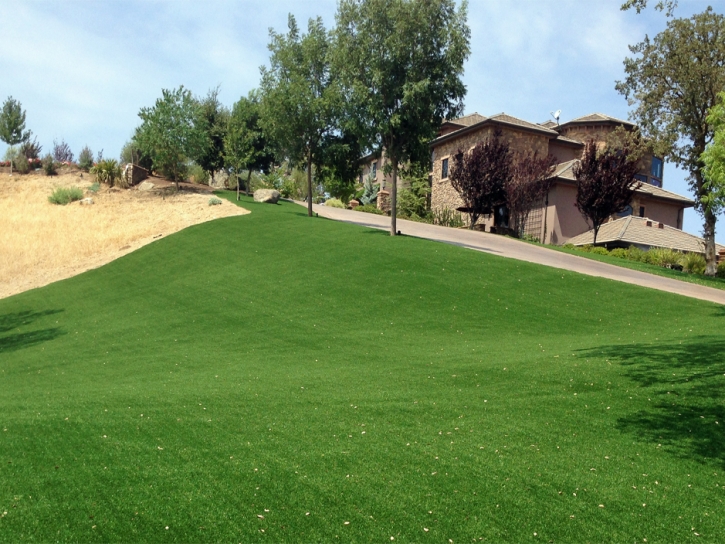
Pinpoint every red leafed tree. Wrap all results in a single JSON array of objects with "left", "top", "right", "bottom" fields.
[
  {"left": 506, "top": 152, "right": 557, "bottom": 238},
  {"left": 449, "top": 129, "right": 511, "bottom": 228},
  {"left": 574, "top": 140, "right": 642, "bottom": 244}
]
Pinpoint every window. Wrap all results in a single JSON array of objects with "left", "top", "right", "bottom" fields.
[
  {"left": 441, "top": 158, "right": 449, "bottom": 179},
  {"left": 639, "top": 206, "right": 645, "bottom": 218},
  {"left": 617, "top": 205, "right": 633, "bottom": 217},
  {"left": 634, "top": 174, "right": 647, "bottom": 184},
  {"left": 372, "top": 161, "right": 377, "bottom": 177},
  {"left": 651, "top": 157, "right": 663, "bottom": 180}
]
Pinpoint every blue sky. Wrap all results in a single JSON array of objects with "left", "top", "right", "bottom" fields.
[{"left": 0, "top": 0, "right": 720, "bottom": 240}]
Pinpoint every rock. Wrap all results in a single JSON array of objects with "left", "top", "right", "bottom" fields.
[
  {"left": 349, "top": 199, "right": 360, "bottom": 208},
  {"left": 79, "top": 197, "right": 94, "bottom": 205},
  {"left": 138, "top": 181, "right": 155, "bottom": 191},
  {"left": 254, "top": 189, "right": 281, "bottom": 204},
  {"left": 209, "top": 170, "right": 229, "bottom": 189}
]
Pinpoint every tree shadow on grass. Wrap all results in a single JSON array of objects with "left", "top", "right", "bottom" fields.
[
  {"left": 0, "top": 309, "right": 65, "bottom": 354},
  {"left": 578, "top": 336, "right": 725, "bottom": 467}
]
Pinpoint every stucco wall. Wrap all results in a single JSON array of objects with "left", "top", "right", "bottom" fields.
[{"left": 548, "top": 142, "right": 581, "bottom": 164}]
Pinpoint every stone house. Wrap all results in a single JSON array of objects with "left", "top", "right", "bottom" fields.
[{"left": 430, "top": 112, "right": 694, "bottom": 247}]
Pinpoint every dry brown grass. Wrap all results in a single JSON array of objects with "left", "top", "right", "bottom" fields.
[{"left": 0, "top": 170, "right": 249, "bottom": 299}]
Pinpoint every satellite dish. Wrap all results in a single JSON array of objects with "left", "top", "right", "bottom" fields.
[{"left": 550, "top": 110, "right": 561, "bottom": 124}]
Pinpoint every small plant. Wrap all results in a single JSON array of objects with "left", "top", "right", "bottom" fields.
[
  {"left": 432, "top": 207, "right": 464, "bottom": 228},
  {"left": 208, "top": 197, "right": 222, "bottom": 206},
  {"left": 20, "top": 136, "right": 42, "bottom": 160},
  {"left": 325, "top": 198, "right": 345, "bottom": 208},
  {"left": 589, "top": 247, "right": 609, "bottom": 256},
  {"left": 78, "top": 146, "right": 94, "bottom": 171},
  {"left": 355, "top": 203, "right": 386, "bottom": 215},
  {"left": 42, "top": 153, "right": 57, "bottom": 176},
  {"left": 680, "top": 252, "right": 706, "bottom": 275},
  {"left": 562, "top": 243, "right": 576, "bottom": 250},
  {"left": 188, "top": 164, "right": 209, "bottom": 184},
  {"left": 48, "top": 186, "right": 84, "bottom": 205},
  {"left": 88, "top": 182, "right": 100, "bottom": 193},
  {"left": 53, "top": 139, "right": 74, "bottom": 163},
  {"left": 359, "top": 174, "right": 379, "bottom": 206},
  {"left": 13, "top": 150, "right": 30, "bottom": 174},
  {"left": 609, "top": 248, "right": 627, "bottom": 259},
  {"left": 91, "top": 159, "right": 123, "bottom": 187},
  {"left": 521, "top": 233, "right": 540, "bottom": 243}
]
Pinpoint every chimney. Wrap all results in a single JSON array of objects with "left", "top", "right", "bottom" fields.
[
  {"left": 646, "top": 220, "right": 652, "bottom": 227},
  {"left": 658, "top": 222, "right": 664, "bottom": 229}
]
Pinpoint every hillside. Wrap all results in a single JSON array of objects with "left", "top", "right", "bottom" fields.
[{"left": 1, "top": 196, "right": 723, "bottom": 542}]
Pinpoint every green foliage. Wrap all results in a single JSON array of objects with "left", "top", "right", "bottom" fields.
[
  {"left": 610, "top": 248, "right": 628, "bottom": 258},
  {"left": 48, "top": 186, "right": 83, "bottom": 205},
  {"left": 680, "top": 252, "right": 706, "bottom": 274},
  {"left": 13, "top": 151, "right": 29, "bottom": 174},
  {"left": 702, "top": 91, "right": 725, "bottom": 211},
  {"left": 91, "top": 159, "right": 123, "bottom": 187},
  {"left": 324, "top": 198, "right": 345, "bottom": 208},
  {"left": 88, "top": 182, "right": 100, "bottom": 193},
  {"left": 78, "top": 146, "right": 94, "bottom": 172},
  {"left": 354, "top": 203, "right": 386, "bottom": 215},
  {"left": 134, "top": 86, "right": 207, "bottom": 183},
  {"left": 0, "top": 96, "right": 30, "bottom": 147},
  {"left": 187, "top": 163, "right": 209, "bottom": 184},
  {"left": 208, "top": 197, "right": 222, "bottom": 206},
  {"left": 589, "top": 247, "right": 610, "bottom": 256},
  {"left": 120, "top": 139, "right": 153, "bottom": 170},
  {"left": 397, "top": 175, "right": 430, "bottom": 220},
  {"left": 625, "top": 246, "right": 646, "bottom": 262},
  {"left": 717, "top": 261, "right": 725, "bottom": 278},
  {"left": 646, "top": 247, "right": 682, "bottom": 267},
  {"left": 195, "top": 87, "right": 229, "bottom": 181},
  {"left": 19, "top": 135, "right": 42, "bottom": 160},
  {"left": 359, "top": 174, "right": 379, "bottom": 206},
  {"left": 432, "top": 207, "right": 464, "bottom": 228},
  {"left": 42, "top": 153, "right": 57, "bottom": 176}
]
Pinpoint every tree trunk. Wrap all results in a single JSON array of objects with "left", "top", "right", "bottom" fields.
[
  {"left": 236, "top": 172, "right": 240, "bottom": 201},
  {"left": 390, "top": 161, "right": 398, "bottom": 235},
  {"left": 593, "top": 224, "right": 599, "bottom": 245},
  {"left": 704, "top": 208, "right": 717, "bottom": 276},
  {"left": 307, "top": 151, "right": 313, "bottom": 218},
  {"left": 246, "top": 170, "right": 252, "bottom": 197}
]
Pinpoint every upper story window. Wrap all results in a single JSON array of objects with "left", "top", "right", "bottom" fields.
[
  {"left": 617, "top": 205, "right": 633, "bottom": 217},
  {"left": 634, "top": 174, "right": 647, "bottom": 184},
  {"left": 372, "top": 161, "right": 377, "bottom": 177},
  {"left": 441, "top": 157, "right": 449, "bottom": 179},
  {"left": 651, "top": 157, "right": 663, "bottom": 180}
]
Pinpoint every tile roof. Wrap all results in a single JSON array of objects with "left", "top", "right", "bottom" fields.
[
  {"left": 553, "top": 134, "right": 584, "bottom": 145},
  {"left": 445, "top": 112, "right": 487, "bottom": 127},
  {"left": 548, "top": 159, "right": 694, "bottom": 205},
  {"left": 568, "top": 215, "right": 724, "bottom": 254},
  {"left": 560, "top": 112, "right": 635, "bottom": 127},
  {"left": 487, "top": 112, "right": 559, "bottom": 135},
  {"left": 432, "top": 112, "right": 559, "bottom": 147},
  {"left": 539, "top": 120, "right": 558, "bottom": 128}
]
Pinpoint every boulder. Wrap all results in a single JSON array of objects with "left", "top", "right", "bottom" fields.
[
  {"left": 138, "top": 181, "right": 155, "bottom": 191},
  {"left": 78, "top": 197, "right": 94, "bottom": 205},
  {"left": 209, "top": 170, "right": 229, "bottom": 189},
  {"left": 254, "top": 189, "right": 281, "bottom": 204}
]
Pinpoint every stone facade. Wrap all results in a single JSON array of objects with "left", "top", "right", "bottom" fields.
[{"left": 123, "top": 164, "right": 149, "bottom": 186}]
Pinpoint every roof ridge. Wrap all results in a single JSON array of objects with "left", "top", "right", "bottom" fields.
[{"left": 617, "top": 215, "right": 632, "bottom": 239}]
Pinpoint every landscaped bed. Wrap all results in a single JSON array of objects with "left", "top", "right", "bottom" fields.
[{"left": 1, "top": 195, "right": 723, "bottom": 542}]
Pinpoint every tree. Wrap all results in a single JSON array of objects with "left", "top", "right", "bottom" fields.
[
  {"left": 260, "top": 15, "right": 338, "bottom": 217},
  {"left": 621, "top": 0, "right": 677, "bottom": 16},
  {"left": 574, "top": 140, "right": 642, "bottom": 245},
  {"left": 616, "top": 8, "right": 725, "bottom": 274},
  {"left": 506, "top": 152, "right": 557, "bottom": 238},
  {"left": 0, "top": 96, "right": 30, "bottom": 175},
  {"left": 134, "top": 86, "right": 206, "bottom": 189},
  {"left": 702, "top": 91, "right": 725, "bottom": 214},
  {"left": 317, "top": 129, "right": 363, "bottom": 202},
  {"left": 225, "top": 91, "right": 275, "bottom": 200},
  {"left": 195, "top": 87, "right": 229, "bottom": 186},
  {"left": 449, "top": 129, "right": 511, "bottom": 229},
  {"left": 334, "top": 0, "right": 470, "bottom": 235}
]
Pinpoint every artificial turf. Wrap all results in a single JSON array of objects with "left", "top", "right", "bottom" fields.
[{"left": 1, "top": 195, "right": 724, "bottom": 542}]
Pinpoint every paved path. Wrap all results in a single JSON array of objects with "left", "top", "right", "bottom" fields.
[{"left": 298, "top": 202, "right": 725, "bottom": 305}]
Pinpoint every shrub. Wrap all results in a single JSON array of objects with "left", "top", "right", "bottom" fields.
[
  {"left": 625, "top": 246, "right": 646, "bottom": 262},
  {"left": 48, "top": 186, "right": 84, "bottom": 205},
  {"left": 91, "top": 159, "right": 123, "bottom": 187},
  {"left": 579, "top": 244, "right": 593, "bottom": 253},
  {"left": 53, "top": 139, "right": 74, "bottom": 163},
  {"left": 397, "top": 177, "right": 430, "bottom": 219},
  {"left": 208, "top": 197, "right": 222, "bottom": 206},
  {"left": 717, "top": 261, "right": 725, "bottom": 279},
  {"left": 355, "top": 204, "right": 386, "bottom": 215},
  {"left": 188, "top": 163, "right": 209, "bottom": 184},
  {"left": 589, "top": 247, "right": 609, "bottom": 255},
  {"left": 325, "top": 198, "right": 345, "bottom": 208},
  {"left": 78, "top": 146, "right": 94, "bottom": 171},
  {"left": 609, "top": 248, "right": 627, "bottom": 259},
  {"left": 648, "top": 248, "right": 682, "bottom": 268},
  {"left": 20, "top": 136, "right": 42, "bottom": 160},
  {"left": 88, "top": 182, "right": 100, "bottom": 193},
  {"left": 562, "top": 243, "right": 576, "bottom": 250},
  {"left": 42, "top": 154, "right": 57, "bottom": 176},
  {"left": 432, "top": 207, "right": 464, "bottom": 228},
  {"left": 680, "top": 252, "right": 706, "bottom": 275},
  {"left": 13, "top": 152, "right": 30, "bottom": 174}
]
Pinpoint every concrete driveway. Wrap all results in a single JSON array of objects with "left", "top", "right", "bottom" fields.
[{"left": 299, "top": 202, "right": 725, "bottom": 305}]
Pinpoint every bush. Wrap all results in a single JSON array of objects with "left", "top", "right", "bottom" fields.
[
  {"left": 88, "top": 182, "right": 100, "bottom": 193},
  {"left": 562, "top": 243, "right": 576, "bottom": 250},
  {"left": 589, "top": 247, "right": 609, "bottom": 255},
  {"left": 432, "top": 207, "right": 464, "bottom": 228},
  {"left": 91, "top": 159, "right": 123, "bottom": 187},
  {"left": 13, "top": 153, "right": 30, "bottom": 174},
  {"left": 625, "top": 246, "right": 646, "bottom": 262},
  {"left": 188, "top": 164, "right": 209, "bottom": 184},
  {"left": 680, "top": 252, "right": 706, "bottom": 275},
  {"left": 717, "top": 261, "right": 725, "bottom": 279},
  {"left": 20, "top": 136, "right": 42, "bottom": 160},
  {"left": 78, "top": 146, "right": 94, "bottom": 171},
  {"left": 53, "top": 139, "right": 74, "bottom": 163},
  {"left": 42, "top": 154, "right": 57, "bottom": 176},
  {"left": 579, "top": 244, "right": 593, "bottom": 253},
  {"left": 648, "top": 248, "right": 682, "bottom": 268},
  {"left": 609, "top": 248, "right": 627, "bottom": 259},
  {"left": 325, "top": 198, "right": 345, "bottom": 208},
  {"left": 397, "top": 177, "right": 430, "bottom": 219},
  {"left": 355, "top": 204, "right": 386, "bottom": 215},
  {"left": 48, "top": 186, "right": 84, "bottom": 205},
  {"left": 208, "top": 197, "right": 222, "bottom": 206}
]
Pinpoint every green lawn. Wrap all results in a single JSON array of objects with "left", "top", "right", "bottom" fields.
[{"left": 1, "top": 195, "right": 724, "bottom": 542}]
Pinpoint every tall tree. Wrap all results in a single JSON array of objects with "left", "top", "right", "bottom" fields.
[
  {"left": 506, "top": 152, "right": 557, "bottom": 239},
  {"left": 574, "top": 140, "right": 642, "bottom": 245},
  {"left": 134, "top": 86, "right": 207, "bottom": 189},
  {"left": 260, "top": 15, "right": 338, "bottom": 217},
  {"left": 702, "top": 91, "right": 725, "bottom": 216},
  {"left": 0, "top": 97, "right": 30, "bottom": 175},
  {"left": 621, "top": 0, "right": 677, "bottom": 16},
  {"left": 225, "top": 91, "right": 275, "bottom": 200},
  {"left": 449, "top": 129, "right": 511, "bottom": 229},
  {"left": 616, "top": 8, "right": 725, "bottom": 275},
  {"left": 195, "top": 87, "right": 229, "bottom": 187},
  {"left": 334, "top": 0, "right": 470, "bottom": 235}
]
